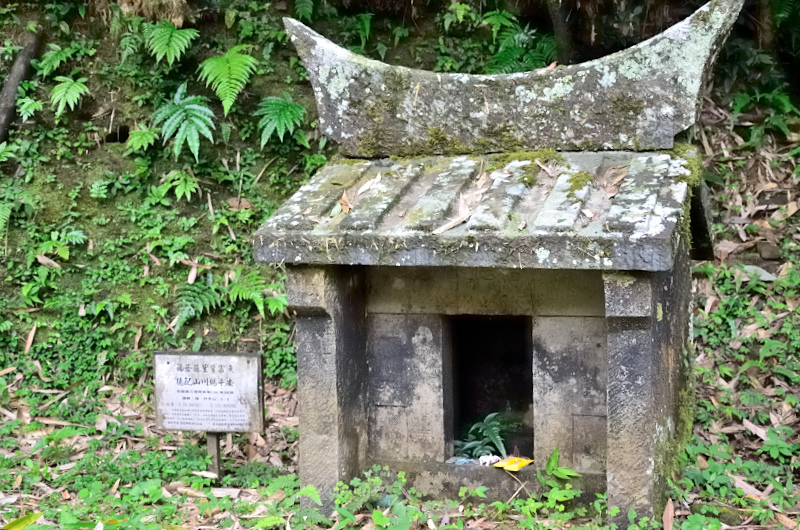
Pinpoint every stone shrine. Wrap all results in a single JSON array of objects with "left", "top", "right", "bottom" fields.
[{"left": 254, "top": 0, "right": 743, "bottom": 516}]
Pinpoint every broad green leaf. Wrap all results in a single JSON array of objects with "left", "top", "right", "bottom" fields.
[
  {"left": 545, "top": 445, "right": 559, "bottom": 475},
  {"left": 3, "top": 512, "right": 43, "bottom": 530},
  {"left": 372, "top": 510, "right": 390, "bottom": 527}
]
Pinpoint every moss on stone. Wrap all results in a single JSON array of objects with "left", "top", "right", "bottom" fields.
[
  {"left": 655, "top": 366, "right": 695, "bottom": 498},
  {"left": 668, "top": 142, "right": 703, "bottom": 187},
  {"left": 427, "top": 127, "right": 469, "bottom": 154},
  {"left": 485, "top": 149, "right": 565, "bottom": 187},
  {"left": 330, "top": 156, "right": 371, "bottom": 166},
  {"left": 567, "top": 171, "right": 594, "bottom": 199},
  {"left": 574, "top": 140, "right": 604, "bottom": 152},
  {"left": 611, "top": 94, "right": 645, "bottom": 115}
]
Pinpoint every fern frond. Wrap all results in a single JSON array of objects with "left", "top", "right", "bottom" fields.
[
  {"left": 481, "top": 10, "right": 517, "bottom": 42},
  {"left": 146, "top": 21, "right": 198, "bottom": 66},
  {"left": 0, "top": 141, "right": 19, "bottom": 163},
  {"left": 175, "top": 283, "right": 223, "bottom": 333},
  {"left": 486, "top": 28, "right": 556, "bottom": 74},
  {"left": 120, "top": 31, "right": 145, "bottom": 64},
  {"left": 64, "top": 230, "right": 87, "bottom": 245},
  {"left": 295, "top": 0, "right": 314, "bottom": 21},
  {"left": 197, "top": 45, "right": 258, "bottom": 116},
  {"left": 254, "top": 93, "right": 306, "bottom": 148},
  {"left": 124, "top": 126, "right": 160, "bottom": 155},
  {"left": 166, "top": 169, "right": 200, "bottom": 202},
  {"left": 17, "top": 97, "right": 43, "bottom": 122},
  {"left": 50, "top": 75, "right": 90, "bottom": 117},
  {"left": 152, "top": 83, "right": 215, "bottom": 161},
  {"left": 35, "top": 44, "right": 76, "bottom": 77},
  {"left": 228, "top": 267, "right": 266, "bottom": 317},
  {"left": 0, "top": 204, "right": 12, "bottom": 235}
]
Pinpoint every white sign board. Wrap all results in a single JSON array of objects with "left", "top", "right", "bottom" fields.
[{"left": 154, "top": 352, "right": 263, "bottom": 432}]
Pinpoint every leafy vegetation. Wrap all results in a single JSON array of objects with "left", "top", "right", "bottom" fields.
[
  {"left": 49, "top": 73, "right": 89, "bottom": 117},
  {"left": 197, "top": 45, "right": 258, "bottom": 116},
  {"left": 454, "top": 412, "right": 508, "bottom": 459},
  {"left": 152, "top": 83, "right": 215, "bottom": 161},
  {"left": 254, "top": 93, "right": 306, "bottom": 147},
  {"left": 145, "top": 20, "right": 198, "bottom": 65}
]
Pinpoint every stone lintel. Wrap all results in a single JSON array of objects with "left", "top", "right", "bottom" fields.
[{"left": 256, "top": 231, "right": 676, "bottom": 272}]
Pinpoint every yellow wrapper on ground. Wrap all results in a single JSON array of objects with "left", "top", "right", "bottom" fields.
[
  {"left": 492, "top": 457, "right": 519, "bottom": 468},
  {"left": 503, "top": 458, "right": 533, "bottom": 471},
  {"left": 492, "top": 457, "right": 533, "bottom": 471}
]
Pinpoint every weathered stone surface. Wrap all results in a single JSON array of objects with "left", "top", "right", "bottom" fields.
[
  {"left": 603, "top": 272, "right": 653, "bottom": 318},
  {"left": 605, "top": 320, "right": 656, "bottom": 517},
  {"left": 602, "top": 245, "right": 692, "bottom": 520},
  {"left": 290, "top": 266, "right": 368, "bottom": 507},
  {"left": 532, "top": 317, "right": 607, "bottom": 471},
  {"left": 366, "top": 314, "right": 451, "bottom": 462},
  {"left": 255, "top": 152, "right": 694, "bottom": 272},
  {"left": 284, "top": 0, "right": 743, "bottom": 157},
  {"left": 363, "top": 267, "right": 606, "bottom": 315}
]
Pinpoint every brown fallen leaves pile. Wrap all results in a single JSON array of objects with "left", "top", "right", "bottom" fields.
[{"left": 0, "top": 378, "right": 299, "bottom": 528}]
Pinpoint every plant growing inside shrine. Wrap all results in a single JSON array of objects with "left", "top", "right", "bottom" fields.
[{"left": 454, "top": 412, "right": 508, "bottom": 458}]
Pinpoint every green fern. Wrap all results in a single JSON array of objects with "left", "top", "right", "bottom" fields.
[
  {"left": 481, "top": 10, "right": 517, "bottom": 43},
  {"left": 174, "top": 283, "right": 223, "bottom": 333},
  {"left": 295, "top": 0, "right": 314, "bottom": 21},
  {"left": 145, "top": 20, "right": 198, "bottom": 66},
  {"left": 35, "top": 44, "right": 76, "bottom": 77},
  {"left": 0, "top": 142, "right": 18, "bottom": 163},
  {"left": 17, "top": 97, "right": 43, "bottom": 122},
  {"left": 486, "top": 25, "right": 557, "bottom": 74},
  {"left": 124, "top": 126, "right": 160, "bottom": 155},
  {"left": 0, "top": 203, "right": 12, "bottom": 235},
  {"left": 152, "top": 83, "right": 215, "bottom": 162},
  {"left": 89, "top": 180, "right": 109, "bottom": 199},
  {"left": 197, "top": 45, "right": 258, "bottom": 116},
  {"left": 50, "top": 74, "right": 89, "bottom": 117},
  {"left": 228, "top": 267, "right": 267, "bottom": 317},
  {"left": 254, "top": 93, "right": 306, "bottom": 148},
  {"left": 469, "top": 413, "right": 507, "bottom": 458},
  {"left": 166, "top": 169, "right": 200, "bottom": 202},
  {"left": 252, "top": 517, "right": 284, "bottom": 529}
]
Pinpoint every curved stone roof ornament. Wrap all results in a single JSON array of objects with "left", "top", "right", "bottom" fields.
[{"left": 284, "top": 0, "right": 743, "bottom": 157}]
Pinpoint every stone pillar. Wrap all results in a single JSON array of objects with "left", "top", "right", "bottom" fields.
[
  {"left": 603, "top": 272, "right": 657, "bottom": 518},
  {"left": 287, "top": 265, "right": 368, "bottom": 507}
]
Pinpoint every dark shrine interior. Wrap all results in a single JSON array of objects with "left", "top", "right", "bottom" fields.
[{"left": 449, "top": 315, "right": 534, "bottom": 458}]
